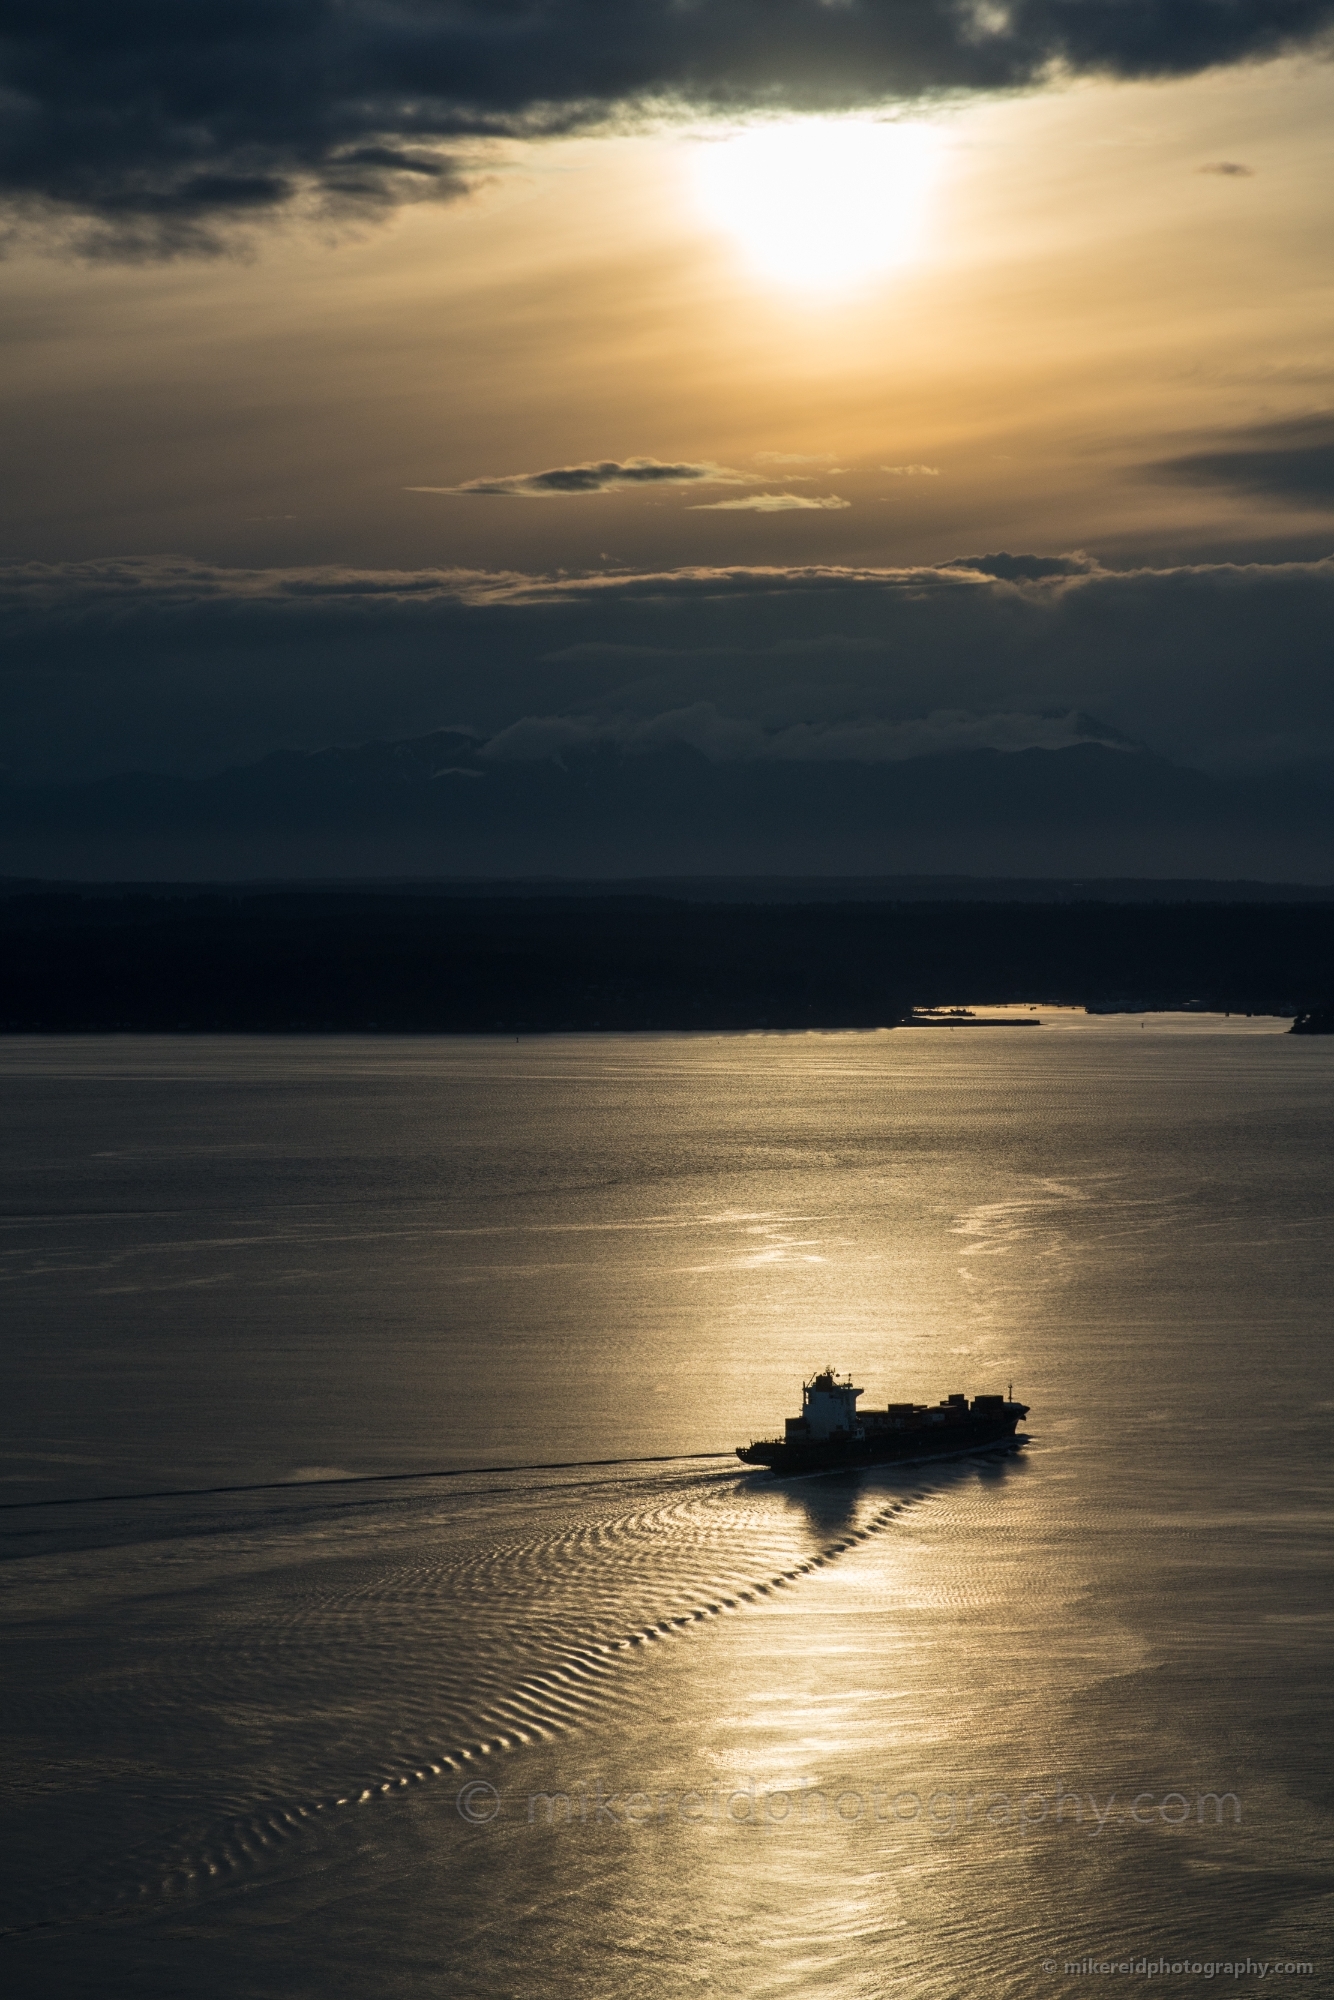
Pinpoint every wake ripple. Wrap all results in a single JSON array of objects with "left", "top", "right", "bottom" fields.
[{"left": 0, "top": 1462, "right": 982, "bottom": 1936}]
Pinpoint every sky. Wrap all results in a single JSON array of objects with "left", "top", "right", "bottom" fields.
[{"left": 3, "top": 2, "right": 1334, "bottom": 878}]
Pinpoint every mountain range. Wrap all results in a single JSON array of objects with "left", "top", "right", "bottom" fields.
[{"left": 3, "top": 731, "right": 1332, "bottom": 881}]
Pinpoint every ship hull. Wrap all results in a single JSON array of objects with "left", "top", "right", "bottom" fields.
[{"left": 736, "top": 1413, "right": 1026, "bottom": 1476}]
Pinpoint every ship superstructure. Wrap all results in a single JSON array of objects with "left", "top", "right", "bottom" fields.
[{"left": 736, "top": 1367, "right": 1029, "bottom": 1474}]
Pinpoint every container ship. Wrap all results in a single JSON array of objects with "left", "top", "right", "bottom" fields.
[{"left": 736, "top": 1368, "right": 1029, "bottom": 1475}]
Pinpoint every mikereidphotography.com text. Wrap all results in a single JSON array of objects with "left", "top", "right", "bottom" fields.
[{"left": 454, "top": 1777, "right": 1244, "bottom": 1837}]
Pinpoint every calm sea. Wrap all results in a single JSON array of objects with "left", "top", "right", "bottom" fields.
[{"left": 1, "top": 1023, "right": 1331, "bottom": 1997}]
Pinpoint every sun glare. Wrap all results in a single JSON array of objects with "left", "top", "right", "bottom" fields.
[{"left": 692, "top": 117, "right": 942, "bottom": 290}]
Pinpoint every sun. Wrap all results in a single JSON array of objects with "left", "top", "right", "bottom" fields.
[{"left": 692, "top": 116, "right": 942, "bottom": 290}]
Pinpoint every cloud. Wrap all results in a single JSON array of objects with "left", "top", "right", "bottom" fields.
[
  {"left": 1199, "top": 161, "right": 1256, "bottom": 175},
  {"left": 944, "top": 551, "right": 1100, "bottom": 580},
  {"left": 688, "top": 492, "right": 852, "bottom": 511},
  {"left": 408, "top": 458, "right": 760, "bottom": 499},
  {"left": 881, "top": 465, "right": 940, "bottom": 477},
  {"left": 754, "top": 452, "right": 843, "bottom": 465},
  {"left": 1152, "top": 415, "right": 1334, "bottom": 505},
  {"left": 5, "top": 0, "right": 1334, "bottom": 252},
  {"left": 6, "top": 553, "right": 1334, "bottom": 794}
]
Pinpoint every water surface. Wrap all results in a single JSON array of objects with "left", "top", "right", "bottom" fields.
[{"left": 1, "top": 1024, "right": 1330, "bottom": 1995}]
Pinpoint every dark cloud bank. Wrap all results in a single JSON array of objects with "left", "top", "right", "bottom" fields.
[
  {"left": 1156, "top": 415, "right": 1334, "bottom": 506},
  {"left": 5, "top": 0, "right": 1334, "bottom": 250},
  {"left": 3, "top": 552, "right": 1334, "bottom": 878}
]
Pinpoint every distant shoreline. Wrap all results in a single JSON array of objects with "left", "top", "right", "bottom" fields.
[
  {"left": 1, "top": 889, "right": 1329, "bottom": 1034},
  {"left": 5, "top": 873, "right": 1334, "bottom": 905}
]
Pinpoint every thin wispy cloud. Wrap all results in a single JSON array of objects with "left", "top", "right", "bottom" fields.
[
  {"left": 881, "top": 464, "right": 940, "bottom": 477},
  {"left": 755, "top": 452, "right": 845, "bottom": 465},
  {"left": 1151, "top": 415, "right": 1334, "bottom": 504},
  {"left": 409, "top": 458, "right": 761, "bottom": 499},
  {"left": 689, "top": 492, "right": 852, "bottom": 512}
]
